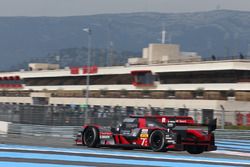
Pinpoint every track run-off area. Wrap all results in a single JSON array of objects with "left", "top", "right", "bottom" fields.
[{"left": 0, "top": 135, "right": 249, "bottom": 167}]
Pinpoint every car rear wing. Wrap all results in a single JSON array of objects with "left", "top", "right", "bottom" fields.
[
  {"left": 130, "top": 115, "right": 195, "bottom": 124},
  {"left": 172, "top": 118, "right": 217, "bottom": 134},
  {"left": 130, "top": 115, "right": 217, "bottom": 133}
]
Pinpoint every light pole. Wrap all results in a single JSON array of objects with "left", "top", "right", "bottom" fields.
[
  {"left": 220, "top": 105, "right": 225, "bottom": 129},
  {"left": 83, "top": 28, "right": 92, "bottom": 124},
  {"left": 194, "top": 109, "right": 198, "bottom": 123}
]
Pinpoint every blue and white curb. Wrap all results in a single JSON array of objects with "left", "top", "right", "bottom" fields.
[{"left": 0, "top": 144, "right": 249, "bottom": 166}]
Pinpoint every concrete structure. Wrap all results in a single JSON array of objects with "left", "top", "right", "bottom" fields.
[
  {"left": 28, "top": 63, "right": 60, "bottom": 71},
  {"left": 0, "top": 43, "right": 249, "bottom": 126},
  {"left": 0, "top": 121, "right": 10, "bottom": 134},
  {"left": 128, "top": 43, "right": 201, "bottom": 65}
]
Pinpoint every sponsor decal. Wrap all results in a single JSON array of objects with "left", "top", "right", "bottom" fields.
[
  {"left": 141, "top": 138, "right": 148, "bottom": 146},
  {"left": 141, "top": 129, "right": 148, "bottom": 133},
  {"left": 140, "top": 134, "right": 149, "bottom": 138},
  {"left": 100, "top": 135, "right": 111, "bottom": 139}
]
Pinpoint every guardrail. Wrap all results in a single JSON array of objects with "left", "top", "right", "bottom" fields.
[
  {"left": 215, "top": 129, "right": 250, "bottom": 140},
  {"left": 3, "top": 123, "right": 250, "bottom": 140},
  {"left": 7, "top": 123, "right": 80, "bottom": 138}
]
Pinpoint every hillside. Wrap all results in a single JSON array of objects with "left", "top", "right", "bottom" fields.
[
  {"left": 11, "top": 47, "right": 139, "bottom": 70},
  {"left": 1, "top": 10, "right": 250, "bottom": 70}
]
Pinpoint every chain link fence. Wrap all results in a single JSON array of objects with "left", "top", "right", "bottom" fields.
[
  {"left": 0, "top": 103, "right": 250, "bottom": 127},
  {"left": 0, "top": 103, "right": 131, "bottom": 126},
  {"left": 1, "top": 103, "right": 250, "bottom": 140},
  {"left": 3, "top": 124, "right": 250, "bottom": 140}
]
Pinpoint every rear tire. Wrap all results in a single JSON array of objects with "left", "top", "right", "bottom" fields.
[
  {"left": 149, "top": 130, "right": 167, "bottom": 152},
  {"left": 83, "top": 127, "right": 100, "bottom": 147},
  {"left": 187, "top": 146, "right": 204, "bottom": 154},
  {"left": 81, "top": 134, "right": 86, "bottom": 146}
]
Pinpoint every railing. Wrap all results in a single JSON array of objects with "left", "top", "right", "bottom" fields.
[
  {"left": 1, "top": 122, "right": 249, "bottom": 140},
  {"left": 1, "top": 103, "right": 250, "bottom": 127},
  {"left": 1, "top": 89, "right": 250, "bottom": 101},
  {"left": 215, "top": 129, "right": 250, "bottom": 140},
  {"left": 7, "top": 123, "right": 79, "bottom": 138}
]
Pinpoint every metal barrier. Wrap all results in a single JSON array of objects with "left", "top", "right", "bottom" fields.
[
  {"left": 215, "top": 129, "right": 250, "bottom": 140},
  {"left": 5, "top": 123, "right": 250, "bottom": 140},
  {"left": 0, "top": 103, "right": 128, "bottom": 126},
  {"left": 1, "top": 103, "right": 250, "bottom": 140},
  {"left": 7, "top": 123, "right": 79, "bottom": 138},
  {"left": 2, "top": 103, "right": 250, "bottom": 127}
]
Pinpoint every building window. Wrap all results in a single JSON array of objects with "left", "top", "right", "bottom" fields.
[{"left": 131, "top": 70, "right": 155, "bottom": 86}]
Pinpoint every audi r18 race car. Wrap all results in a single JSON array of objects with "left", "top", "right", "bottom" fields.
[{"left": 75, "top": 115, "right": 217, "bottom": 154}]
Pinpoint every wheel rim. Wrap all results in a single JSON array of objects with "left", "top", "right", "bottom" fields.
[
  {"left": 85, "top": 128, "right": 94, "bottom": 145},
  {"left": 152, "top": 133, "right": 163, "bottom": 148}
]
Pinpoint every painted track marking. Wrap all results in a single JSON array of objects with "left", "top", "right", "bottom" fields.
[{"left": 0, "top": 144, "right": 249, "bottom": 166}]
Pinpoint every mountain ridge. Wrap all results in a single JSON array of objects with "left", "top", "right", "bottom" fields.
[{"left": 1, "top": 10, "right": 250, "bottom": 70}]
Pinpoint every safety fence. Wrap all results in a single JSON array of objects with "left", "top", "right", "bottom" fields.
[
  {"left": 7, "top": 123, "right": 79, "bottom": 138},
  {"left": 0, "top": 103, "right": 128, "bottom": 126},
  {"left": 1, "top": 103, "right": 250, "bottom": 127},
  {"left": 1, "top": 122, "right": 249, "bottom": 140},
  {"left": 215, "top": 129, "right": 250, "bottom": 140}
]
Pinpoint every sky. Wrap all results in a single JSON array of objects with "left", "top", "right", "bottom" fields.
[{"left": 0, "top": 0, "right": 250, "bottom": 16}]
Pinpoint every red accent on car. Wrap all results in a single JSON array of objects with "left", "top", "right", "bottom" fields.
[
  {"left": 187, "top": 129, "right": 206, "bottom": 140},
  {"left": 138, "top": 118, "right": 146, "bottom": 127},
  {"left": 118, "top": 135, "right": 130, "bottom": 144},
  {"left": 114, "top": 135, "right": 120, "bottom": 144}
]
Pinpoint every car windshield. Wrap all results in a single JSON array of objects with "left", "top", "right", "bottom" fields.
[
  {"left": 146, "top": 118, "right": 167, "bottom": 128},
  {"left": 121, "top": 118, "right": 138, "bottom": 129}
]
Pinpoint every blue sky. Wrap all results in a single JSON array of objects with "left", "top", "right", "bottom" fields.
[{"left": 0, "top": 0, "right": 250, "bottom": 16}]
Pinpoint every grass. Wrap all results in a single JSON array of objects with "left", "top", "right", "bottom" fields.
[{"left": 224, "top": 125, "right": 250, "bottom": 130}]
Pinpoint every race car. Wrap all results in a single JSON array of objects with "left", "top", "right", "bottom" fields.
[{"left": 75, "top": 115, "right": 217, "bottom": 154}]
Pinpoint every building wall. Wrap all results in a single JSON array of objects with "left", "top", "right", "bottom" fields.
[
  {"left": 23, "top": 82, "right": 250, "bottom": 91},
  {"left": 148, "top": 44, "right": 181, "bottom": 64},
  {"left": 1, "top": 61, "right": 250, "bottom": 79},
  {"left": 0, "top": 97, "right": 32, "bottom": 104},
  {"left": 28, "top": 63, "right": 59, "bottom": 71},
  {"left": 142, "top": 48, "right": 148, "bottom": 59}
]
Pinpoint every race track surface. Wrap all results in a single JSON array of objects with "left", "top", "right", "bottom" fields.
[{"left": 0, "top": 134, "right": 249, "bottom": 167}]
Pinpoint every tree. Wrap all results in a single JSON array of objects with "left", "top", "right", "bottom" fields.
[
  {"left": 195, "top": 87, "right": 204, "bottom": 97},
  {"left": 142, "top": 89, "right": 150, "bottom": 97},
  {"left": 100, "top": 88, "right": 108, "bottom": 97},
  {"left": 166, "top": 89, "right": 175, "bottom": 97},
  {"left": 120, "top": 89, "right": 128, "bottom": 97},
  {"left": 226, "top": 89, "right": 235, "bottom": 97}
]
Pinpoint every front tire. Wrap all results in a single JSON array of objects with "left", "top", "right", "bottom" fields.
[
  {"left": 83, "top": 127, "right": 100, "bottom": 147},
  {"left": 149, "top": 130, "right": 167, "bottom": 152}
]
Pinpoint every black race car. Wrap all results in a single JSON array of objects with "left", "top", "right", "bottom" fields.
[{"left": 75, "top": 115, "right": 217, "bottom": 154}]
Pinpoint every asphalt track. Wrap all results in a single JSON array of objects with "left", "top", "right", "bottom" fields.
[{"left": 0, "top": 134, "right": 249, "bottom": 167}]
